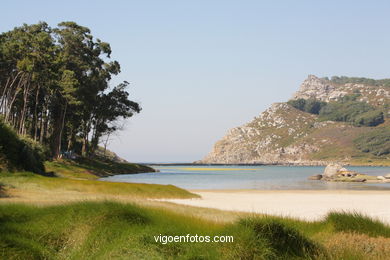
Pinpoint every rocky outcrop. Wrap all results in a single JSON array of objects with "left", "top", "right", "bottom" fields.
[
  {"left": 198, "top": 75, "right": 390, "bottom": 165},
  {"left": 199, "top": 103, "right": 327, "bottom": 165},
  {"left": 293, "top": 75, "right": 390, "bottom": 106},
  {"left": 309, "top": 164, "right": 390, "bottom": 183},
  {"left": 323, "top": 163, "right": 343, "bottom": 179}
]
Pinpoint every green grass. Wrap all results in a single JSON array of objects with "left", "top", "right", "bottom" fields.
[
  {"left": 325, "top": 212, "right": 390, "bottom": 238},
  {"left": 1, "top": 202, "right": 390, "bottom": 259},
  {"left": 0, "top": 119, "right": 45, "bottom": 174},
  {"left": 0, "top": 171, "right": 197, "bottom": 199},
  {"left": 45, "top": 158, "right": 156, "bottom": 179}
]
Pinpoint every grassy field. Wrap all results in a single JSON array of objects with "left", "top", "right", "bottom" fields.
[{"left": 1, "top": 202, "right": 390, "bottom": 259}]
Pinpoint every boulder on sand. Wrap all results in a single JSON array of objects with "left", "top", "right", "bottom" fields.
[
  {"left": 308, "top": 174, "right": 323, "bottom": 180},
  {"left": 385, "top": 174, "right": 390, "bottom": 179},
  {"left": 323, "top": 163, "right": 343, "bottom": 179}
]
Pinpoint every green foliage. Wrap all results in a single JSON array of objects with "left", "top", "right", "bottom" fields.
[
  {"left": 318, "top": 98, "right": 384, "bottom": 127},
  {"left": 329, "top": 76, "right": 390, "bottom": 87},
  {"left": 0, "top": 119, "right": 45, "bottom": 174},
  {"left": 0, "top": 171, "right": 197, "bottom": 199},
  {"left": 45, "top": 157, "right": 155, "bottom": 179},
  {"left": 287, "top": 98, "right": 327, "bottom": 115},
  {"left": 326, "top": 212, "right": 390, "bottom": 237},
  {"left": 319, "top": 99, "right": 371, "bottom": 122},
  {"left": 0, "top": 22, "right": 140, "bottom": 159},
  {"left": 288, "top": 95, "right": 385, "bottom": 127},
  {"left": 354, "top": 110, "right": 384, "bottom": 127},
  {"left": 0, "top": 202, "right": 322, "bottom": 260},
  {"left": 2, "top": 202, "right": 390, "bottom": 259},
  {"left": 354, "top": 126, "right": 390, "bottom": 156},
  {"left": 238, "top": 217, "right": 322, "bottom": 259},
  {"left": 288, "top": 98, "right": 306, "bottom": 111}
]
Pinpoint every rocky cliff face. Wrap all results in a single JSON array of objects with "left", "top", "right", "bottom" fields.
[
  {"left": 198, "top": 75, "right": 390, "bottom": 165},
  {"left": 293, "top": 75, "right": 390, "bottom": 107}
]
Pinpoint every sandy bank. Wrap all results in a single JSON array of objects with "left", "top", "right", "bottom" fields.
[{"left": 162, "top": 190, "right": 390, "bottom": 224}]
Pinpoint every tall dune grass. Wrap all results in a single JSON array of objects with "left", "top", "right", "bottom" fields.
[{"left": 1, "top": 202, "right": 390, "bottom": 259}]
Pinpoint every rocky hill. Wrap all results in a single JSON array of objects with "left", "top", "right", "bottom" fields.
[{"left": 199, "top": 75, "right": 390, "bottom": 165}]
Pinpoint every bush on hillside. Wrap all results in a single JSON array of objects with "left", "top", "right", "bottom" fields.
[
  {"left": 319, "top": 100, "right": 384, "bottom": 127},
  {"left": 354, "top": 110, "right": 384, "bottom": 127},
  {"left": 288, "top": 96, "right": 385, "bottom": 127},
  {"left": 329, "top": 76, "right": 390, "bottom": 87},
  {"left": 287, "top": 98, "right": 327, "bottom": 114},
  {"left": 354, "top": 126, "right": 390, "bottom": 156},
  {"left": 0, "top": 120, "right": 46, "bottom": 174}
]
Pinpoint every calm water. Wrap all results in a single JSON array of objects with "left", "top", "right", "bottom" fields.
[{"left": 101, "top": 165, "right": 390, "bottom": 190}]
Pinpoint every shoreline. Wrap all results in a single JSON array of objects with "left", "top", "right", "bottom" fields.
[
  {"left": 161, "top": 189, "right": 390, "bottom": 224},
  {"left": 147, "top": 163, "right": 390, "bottom": 167}
]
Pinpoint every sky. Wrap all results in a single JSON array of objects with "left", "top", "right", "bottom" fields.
[{"left": 2, "top": 0, "right": 390, "bottom": 162}]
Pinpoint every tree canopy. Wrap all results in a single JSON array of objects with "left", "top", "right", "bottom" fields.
[{"left": 0, "top": 22, "right": 140, "bottom": 159}]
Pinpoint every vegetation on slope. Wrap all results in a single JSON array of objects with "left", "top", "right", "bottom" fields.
[
  {"left": 46, "top": 157, "right": 155, "bottom": 179},
  {"left": 1, "top": 118, "right": 154, "bottom": 176},
  {"left": 1, "top": 202, "right": 390, "bottom": 259},
  {"left": 0, "top": 119, "right": 45, "bottom": 174},
  {"left": 288, "top": 96, "right": 385, "bottom": 127},
  {"left": 287, "top": 98, "right": 327, "bottom": 115},
  {"left": 318, "top": 97, "right": 384, "bottom": 127},
  {"left": 325, "top": 75, "right": 390, "bottom": 87},
  {"left": 285, "top": 93, "right": 389, "bottom": 163},
  {"left": 354, "top": 125, "right": 390, "bottom": 156}
]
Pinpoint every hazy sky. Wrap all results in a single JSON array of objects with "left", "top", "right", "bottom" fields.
[{"left": 2, "top": 1, "right": 390, "bottom": 162}]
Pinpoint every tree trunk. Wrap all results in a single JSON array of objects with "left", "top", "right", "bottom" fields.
[
  {"left": 19, "top": 79, "right": 31, "bottom": 135},
  {"left": 5, "top": 73, "right": 25, "bottom": 122},
  {"left": 51, "top": 99, "right": 66, "bottom": 159},
  {"left": 33, "top": 85, "right": 40, "bottom": 141}
]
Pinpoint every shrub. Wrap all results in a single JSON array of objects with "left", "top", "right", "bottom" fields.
[
  {"left": 287, "top": 98, "right": 306, "bottom": 111},
  {"left": 0, "top": 120, "right": 45, "bottom": 174},
  {"left": 354, "top": 110, "right": 384, "bottom": 127},
  {"left": 329, "top": 76, "right": 390, "bottom": 88},
  {"left": 304, "top": 99, "right": 327, "bottom": 114},
  {"left": 287, "top": 98, "right": 326, "bottom": 115},
  {"left": 318, "top": 98, "right": 384, "bottom": 127},
  {"left": 354, "top": 126, "right": 390, "bottom": 156}
]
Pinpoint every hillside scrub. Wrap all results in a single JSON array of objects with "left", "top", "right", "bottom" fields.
[
  {"left": 326, "top": 76, "right": 390, "bottom": 87},
  {"left": 319, "top": 99, "right": 384, "bottom": 127},
  {"left": 288, "top": 96, "right": 385, "bottom": 127},
  {"left": 287, "top": 98, "right": 327, "bottom": 114},
  {"left": 354, "top": 126, "right": 390, "bottom": 156}
]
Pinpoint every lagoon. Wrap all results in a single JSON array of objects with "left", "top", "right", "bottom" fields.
[{"left": 101, "top": 165, "right": 390, "bottom": 190}]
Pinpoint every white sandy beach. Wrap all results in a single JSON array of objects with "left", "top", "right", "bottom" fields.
[{"left": 163, "top": 190, "right": 390, "bottom": 224}]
